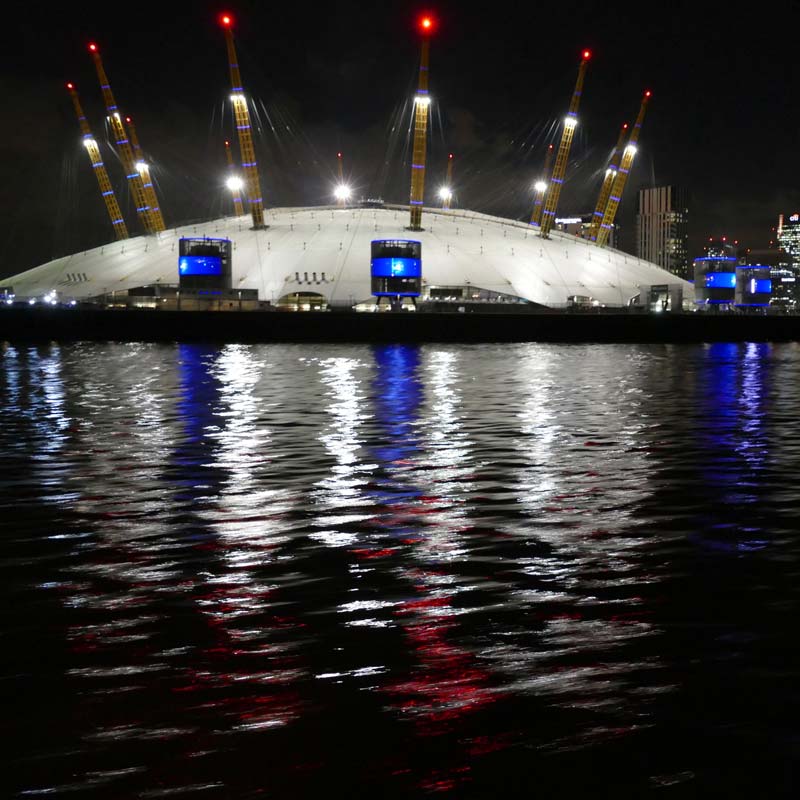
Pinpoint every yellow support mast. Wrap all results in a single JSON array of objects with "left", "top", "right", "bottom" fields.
[
  {"left": 66, "top": 82, "right": 129, "bottom": 240},
  {"left": 224, "top": 139, "right": 245, "bottom": 216},
  {"left": 408, "top": 14, "right": 435, "bottom": 230},
  {"left": 441, "top": 153, "right": 454, "bottom": 210},
  {"left": 588, "top": 122, "right": 628, "bottom": 241},
  {"left": 595, "top": 90, "right": 652, "bottom": 248},
  {"left": 125, "top": 115, "right": 165, "bottom": 232},
  {"left": 539, "top": 49, "right": 591, "bottom": 238},
  {"left": 88, "top": 42, "right": 154, "bottom": 234},
  {"left": 530, "top": 143, "right": 554, "bottom": 227},
  {"left": 220, "top": 13, "right": 266, "bottom": 229}
]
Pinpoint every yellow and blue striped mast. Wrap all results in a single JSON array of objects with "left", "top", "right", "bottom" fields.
[
  {"left": 538, "top": 50, "right": 591, "bottom": 238},
  {"left": 408, "top": 14, "right": 435, "bottom": 230},
  {"left": 88, "top": 42, "right": 154, "bottom": 234},
  {"left": 66, "top": 81, "right": 129, "bottom": 240},
  {"left": 220, "top": 13, "right": 266, "bottom": 229},
  {"left": 124, "top": 114, "right": 165, "bottom": 232},
  {"left": 588, "top": 121, "right": 628, "bottom": 241},
  {"left": 595, "top": 91, "right": 652, "bottom": 248}
]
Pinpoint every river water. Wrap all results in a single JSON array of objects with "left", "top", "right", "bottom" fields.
[{"left": 2, "top": 341, "right": 799, "bottom": 798}]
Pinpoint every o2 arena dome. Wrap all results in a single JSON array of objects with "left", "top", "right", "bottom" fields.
[
  {"left": 4, "top": 16, "right": 695, "bottom": 312},
  {"left": 5, "top": 203, "right": 693, "bottom": 310}
]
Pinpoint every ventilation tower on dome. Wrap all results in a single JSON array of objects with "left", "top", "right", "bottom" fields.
[
  {"left": 530, "top": 144, "right": 554, "bottom": 227},
  {"left": 440, "top": 153, "right": 454, "bottom": 210},
  {"left": 224, "top": 140, "right": 245, "bottom": 216}
]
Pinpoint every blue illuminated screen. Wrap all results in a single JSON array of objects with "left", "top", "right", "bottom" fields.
[
  {"left": 705, "top": 272, "right": 736, "bottom": 289},
  {"left": 179, "top": 255, "right": 222, "bottom": 276},
  {"left": 749, "top": 279, "right": 772, "bottom": 294},
  {"left": 371, "top": 257, "right": 422, "bottom": 278}
]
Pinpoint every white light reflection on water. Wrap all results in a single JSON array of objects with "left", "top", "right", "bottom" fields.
[
  {"left": 203, "top": 345, "right": 293, "bottom": 560},
  {"left": 311, "top": 355, "right": 377, "bottom": 544},
  {"left": 412, "top": 349, "right": 473, "bottom": 561},
  {"left": 22, "top": 344, "right": 71, "bottom": 481},
  {"left": 191, "top": 344, "right": 306, "bottom": 731},
  {"left": 463, "top": 345, "right": 667, "bottom": 745}
]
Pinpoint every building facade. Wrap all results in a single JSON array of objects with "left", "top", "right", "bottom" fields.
[
  {"left": 775, "top": 213, "right": 800, "bottom": 307},
  {"left": 636, "top": 186, "right": 690, "bottom": 279}
]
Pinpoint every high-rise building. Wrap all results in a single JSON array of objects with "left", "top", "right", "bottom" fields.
[
  {"left": 636, "top": 186, "right": 690, "bottom": 279},
  {"left": 775, "top": 213, "right": 800, "bottom": 306}
]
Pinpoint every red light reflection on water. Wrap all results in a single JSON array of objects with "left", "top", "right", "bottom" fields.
[{"left": 381, "top": 567, "right": 504, "bottom": 792}]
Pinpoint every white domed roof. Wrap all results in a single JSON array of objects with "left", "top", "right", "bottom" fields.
[{"left": 5, "top": 204, "right": 692, "bottom": 307}]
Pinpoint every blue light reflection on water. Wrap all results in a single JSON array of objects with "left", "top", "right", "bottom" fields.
[{"left": 692, "top": 342, "right": 771, "bottom": 553}]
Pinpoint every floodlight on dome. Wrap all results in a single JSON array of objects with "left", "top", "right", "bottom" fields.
[{"left": 334, "top": 184, "right": 352, "bottom": 201}]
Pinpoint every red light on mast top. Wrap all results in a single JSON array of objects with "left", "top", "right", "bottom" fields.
[
  {"left": 449, "top": 153, "right": 453, "bottom": 159},
  {"left": 582, "top": 49, "right": 591, "bottom": 60},
  {"left": 88, "top": 43, "right": 98, "bottom": 52},
  {"left": 337, "top": 152, "right": 342, "bottom": 158},
  {"left": 419, "top": 15, "right": 435, "bottom": 34},
  {"left": 66, "top": 82, "right": 74, "bottom": 90},
  {"left": 220, "top": 13, "right": 233, "bottom": 28},
  {"left": 645, "top": 90, "right": 652, "bottom": 98}
]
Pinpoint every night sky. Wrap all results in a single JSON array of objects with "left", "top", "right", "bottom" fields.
[{"left": 2, "top": 1, "right": 799, "bottom": 280}]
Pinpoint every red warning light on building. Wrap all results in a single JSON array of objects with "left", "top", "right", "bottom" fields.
[
  {"left": 220, "top": 13, "right": 233, "bottom": 27},
  {"left": 582, "top": 49, "right": 591, "bottom": 60}
]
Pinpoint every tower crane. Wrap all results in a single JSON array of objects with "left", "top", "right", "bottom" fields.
[
  {"left": 88, "top": 43, "right": 155, "bottom": 234},
  {"left": 220, "top": 13, "right": 266, "bottom": 229},
  {"left": 588, "top": 122, "right": 628, "bottom": 241},
  {"left": 530, "top": 143, "right": 554, "bottom": 227},
  {"left": 539, "top": 50, "right": 591, "bottom": 238},
  {"left": 224, "top": 140, "right": 245, "bottom": 216},
  {"left": 65, "top": 82, "right": 129, "bottom": 241},
  {"left": 124, "top": 115, "right": 165, "bottom": 232},
  {"left": 408, "top": 14, "right": 435, "bottom": 230},
  {"left": 440, "top": 153, "right": 454, "bottom": 210},
  {"left": 594, "top": 91, "right": 652, "bottom": 248}
]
